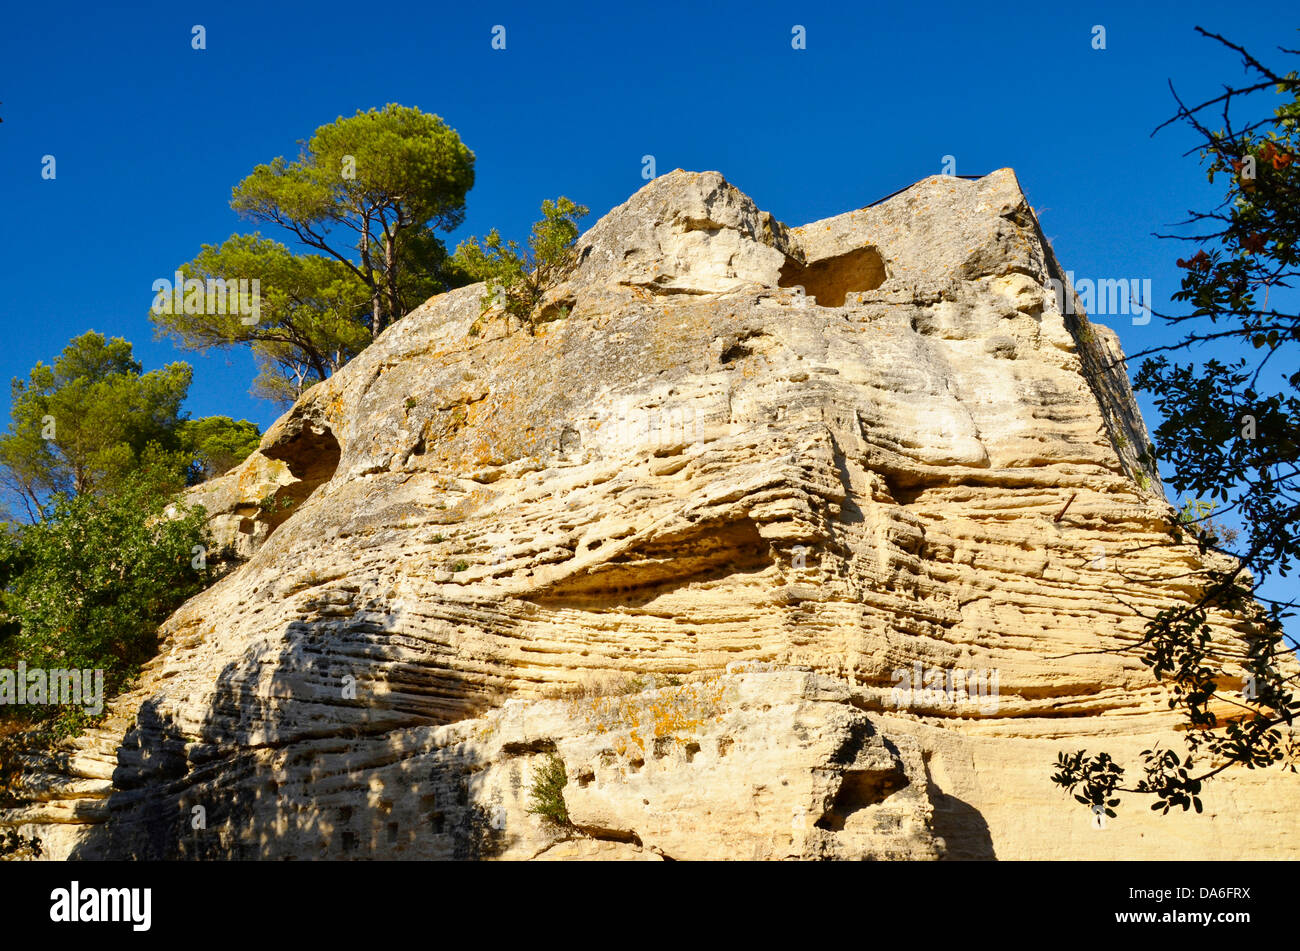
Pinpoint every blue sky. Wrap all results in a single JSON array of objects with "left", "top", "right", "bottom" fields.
[{"left": 0, "top": 1, "right": 1295, "bottom": 626}]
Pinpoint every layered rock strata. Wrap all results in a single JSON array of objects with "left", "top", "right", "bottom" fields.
[{"left": 5, "top": 169, "right": 1295, "bottom": 860}]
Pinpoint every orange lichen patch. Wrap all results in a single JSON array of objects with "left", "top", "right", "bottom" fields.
[
  {"left": 566, "top": 675, "right": 727, "bottom": 754},
  {"left": 232, "top": 455, "right": 289, "bottom": 502},
  {"left": 452, "top": 485, "right": 496, "bottom": 515},
  {"left": 236, "top": 464, "right": 260, "bottom": 493}
]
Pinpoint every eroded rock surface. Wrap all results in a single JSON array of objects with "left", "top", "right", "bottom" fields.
[{"left": 6, "top": 170, "right": 1297, "bottom": 860}]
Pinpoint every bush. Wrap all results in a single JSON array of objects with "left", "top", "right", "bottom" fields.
[
  {"left": 0, "top": 466, "right": 212, "bottom": 732},
  {"left": 526, "top": 752, "right": 571, "bottom": 827},
  {"left": 453, "top": 197, "right": 588, "bottom": 332}
]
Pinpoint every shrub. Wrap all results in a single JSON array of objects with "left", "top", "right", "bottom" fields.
[
  {"left": 453, "top": 197, "right": 589, "bottom": 332},
  {"left": 0, "top": 466, "right": 212, "bottom": 732},
  {"left": 526, "top": 752, "right": 570, "bottom": 827}
]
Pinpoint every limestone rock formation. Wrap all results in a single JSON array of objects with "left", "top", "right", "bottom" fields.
[{"left": 5, "top": 169, "right": 1297, "bottom": 860}]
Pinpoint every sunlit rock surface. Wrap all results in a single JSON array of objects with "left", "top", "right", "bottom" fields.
[{"left": 6, "top": 170, "right": 1296, "bottom": 860}]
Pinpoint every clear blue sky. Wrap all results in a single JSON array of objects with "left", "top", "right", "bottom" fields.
[{"left": 0, "top": 1, "right": 1295, "bottom": 629}]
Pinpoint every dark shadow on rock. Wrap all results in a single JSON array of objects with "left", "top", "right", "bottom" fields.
[
  {"left": 528, "top": 517, "right": 775, "bottom": 608},
  {"left": 927, "top": 779, "right": 997, "bottom": 860},
  {"left": 67, "top": 606, "right": 512, "bottom": 860}
]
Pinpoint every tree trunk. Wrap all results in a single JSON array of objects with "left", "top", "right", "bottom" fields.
[
  {"left": 360, "top": 215, "right": 382, "bottom": 337},
  {"left": 384, "top": 233, "right": 400, "bottom": 328},
  {"left": 308, "top": 350, "right": 327, "bottom": 386}
]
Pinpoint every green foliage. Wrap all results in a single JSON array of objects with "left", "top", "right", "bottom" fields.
[
  {"left": 231, "top": 104, "right": 475, "bottom": 337},
  {"left": 153, "top": 234, "right": 372, "bottom": 405},
  {"left": 0, "top": 334, "right": 228, "bottom": 758},
  {"left": 0, "top": 333, "right": 257, "bottom": 515},
  {"left": 178, "top": 416, "right": 261, "bottom": 482},
  {"left": 0, "top": 465, "right": 211, "bottom": 730},
  {"left": 526, "top": 752, "right": 571, "bottom": 827},
  {"left": 453, "top": 197, "right": 589, "bottom": 331},
  {"left": 256, "top": 492, "right": 296, "bottom": 514},
  {"left": 0, "top": 332, "right": 191, "bottom": 513},
  {"left": 1174, "top": 497, "right": 1240, "bottom": 549},
  {"left": 1054, "top": 30, "right": 1300, "bottom": 818},
  {"left": 1140, "top": 35, "right": 1300, "bottom": 574}
]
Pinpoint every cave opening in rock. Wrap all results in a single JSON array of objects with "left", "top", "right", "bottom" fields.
[
  {"left": 779, "top": 246, "right": 886, "bottom": 307},
  {"left": 256, "top": 421, "right": 342, "bottom": 532},
  {"left": 814, "top": 767, "right": 909, "bottom": 831}
]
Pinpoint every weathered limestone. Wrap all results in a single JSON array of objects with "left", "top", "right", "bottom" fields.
[{"left": 5, "top": 169, "right": 1296, "bottom": 860}]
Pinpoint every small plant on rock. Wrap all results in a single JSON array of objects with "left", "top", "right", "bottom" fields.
[
  {"left": 526, "top": 752, "right": 571, "bottom": 827},
  {"left": 453, "top": 197, "right": 589, "bottom": 333}
]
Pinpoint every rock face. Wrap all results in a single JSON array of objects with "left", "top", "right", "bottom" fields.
[{"left": 5, "top": 169, "right": 1297, "bottom": 860}]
